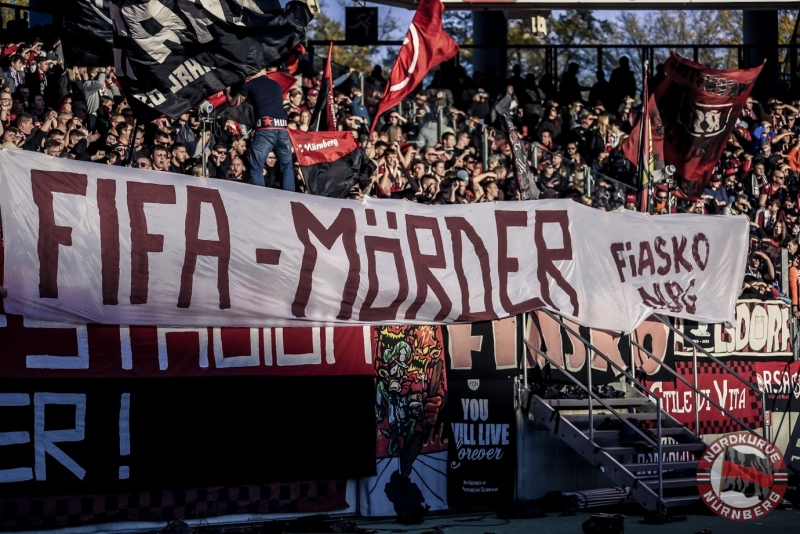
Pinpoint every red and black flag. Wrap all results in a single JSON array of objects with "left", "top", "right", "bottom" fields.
[
  {"left": 289, "top": 130, "right": 375, "bottom": 198},
  {"left": 311, "top": 42, "right": 338, "bottom": 131},
  {"left": 720, "top": 446, "right": 773, "bottom": 500},
  {"left": 652, "top": 53, "right": 763, "bottom": 200},
  {"left": 621, "top": 66, "right": 666, "bottom": 212}
]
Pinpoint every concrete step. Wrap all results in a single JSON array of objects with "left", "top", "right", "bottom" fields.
[
  {"left": 604, "top": 443, "right": 706, "bottom": 456},
  {"left": 642, "top": 477, "right": 698, "bottom": 490},
  {"left": 543, "top": 398, "right": 650, "bottom": 409},
  {"left": 564, "top": 412, "right": 667, "bottom": 423},
  {"left": 625, "top": 460, "right": 699, "bottom": 471},
  {"left": 588, "top": 428, "right": 690, "bottom": 439},
  {"left": 661, "top": 494, "right": 702, "bottom": 508}
]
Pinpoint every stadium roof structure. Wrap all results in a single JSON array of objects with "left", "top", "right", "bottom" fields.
[{"left": 372, "top": 0, "right": 800, "bottom": 10}]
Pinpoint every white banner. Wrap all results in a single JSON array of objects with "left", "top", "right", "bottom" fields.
[{"left": 0, "top": 151, "right": 748, "bottom": 331}]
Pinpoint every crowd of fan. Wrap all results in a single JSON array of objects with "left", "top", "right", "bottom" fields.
[{"left": 1, "top": 34, "right": 799, "bottom": 311}]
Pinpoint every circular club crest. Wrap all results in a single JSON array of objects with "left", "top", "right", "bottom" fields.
[{"left": 696, "top": 432, "right": 787, "bottom": 521}]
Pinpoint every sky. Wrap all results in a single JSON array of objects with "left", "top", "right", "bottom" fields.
[{"left": 324, "top": 3, "right": 623, "bottom": 40}]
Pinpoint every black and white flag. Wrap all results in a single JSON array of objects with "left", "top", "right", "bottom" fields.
[
  {"left": 111, "top": 0, "right": 312, "bottom": 118},
  {"left": 63, "top": 0, "right": 115, "bottom": 67},
  {"left": 495, "top": 93, "right": 540, "bottom": 200}
]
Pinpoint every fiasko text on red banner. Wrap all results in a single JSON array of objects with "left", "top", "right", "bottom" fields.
[{"left": 0, "top": 151, "right": 748, "bottom": 331}]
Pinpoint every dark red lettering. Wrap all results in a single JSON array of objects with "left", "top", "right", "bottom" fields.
[
  {"left": 291, "top": 202, "right": 360, "bottom": 320},
  {"left": 31, "top": 170, "right": 88, "bottom": 298},
  {"left": 127, "top": 182, "right": 176, "bottom": 305},
  {"left": 654, "top": 236, "right": 672, "bottom": 275},
  {"left": 97, "top": 179, "right": 119, "bottom": 305},
  {"left": 533, "top": 210, "right": 579, "bottom": 315},
  {"left": 692, "top": 233, "right": 709, "bottom": 271},
  {"left": 638, "top": 241, "right": 655, "bottom": 277},
  {"left": 445, "top": 217, "right": 497, "bottom": 322},
  {"left": 671, "top": 235, "right": 693, "bottom": 273},
  {"left": 682, "top": 281, "right": 698, "bottom": 314},
  {"left": 664, "top": 281, "right": 685, "bottom": 312},
  {"left": 404, "top": 215, "right": 452, "bottom": 321},
  {"left": 625, "top": 241, "right": 637, "bottom": 277},
  {"left": 638, "top": 284, "right": 668, "bottom": 308},
  {"left": 610, "top": 242, "right": 627, "bottom": 283},
  {"left": 177, "top": 186, "right": 231, "bottom": 310},
  {"left": 496, "top": 210, "right": 545, "bottom": 315},
  {"left": 359, "top": 236, "right": 409, "bottom": 321},
  {"left": 255, "top": 249, "right": 281, "bottom": 265}
]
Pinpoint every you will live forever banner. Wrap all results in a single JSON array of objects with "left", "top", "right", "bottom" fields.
[{"left": 0, "top": 151, "right": 748, "bottom": 332}]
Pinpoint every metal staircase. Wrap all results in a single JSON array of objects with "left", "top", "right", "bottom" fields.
[{"left": 521, "top": 310, "right": 766, "bottom": 515}]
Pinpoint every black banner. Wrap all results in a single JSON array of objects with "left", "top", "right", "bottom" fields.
[
  {"left": 63, "top": 0, "right": 114, "bottom": 67},
  {"left": 112, "top": 0, "right": 312, "bottom": 117},
  {"left": 446, "top": 378, "right": 515, "bottom": 507},
  {"left": 0, "top": 376, "right": 376, "bottom": 497},
  {"left": 444, "top": 319, "right": 519, "bottom": 507}
]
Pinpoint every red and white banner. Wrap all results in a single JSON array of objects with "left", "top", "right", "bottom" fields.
[
  {"left": 647, "top": 361, "right": 763, "bottom": 435},
  {"left": 0, "top": 313, "right": 372, "bottom": 378},
  {"left": 0, "top": 151, "right": 747, "bottom": 331},
  {"left": 289, "top": 129, "right": 360, "bottom": 166}
]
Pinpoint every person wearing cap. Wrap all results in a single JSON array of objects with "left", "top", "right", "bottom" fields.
[
  {"left": 450, "top": 169, "right": 472, "bottom": 204},
  {"left": 305, "top": 88, "right": 319, "bottom": 110},
  {"left": 752, "top": 121, "right": 776, "bottom": 150},
  {"left": 702, "top": 174, "right": 728, "bottom": 213}
]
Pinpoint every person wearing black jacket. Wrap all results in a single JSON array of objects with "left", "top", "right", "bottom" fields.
[
  {"left": 17, "top": 112, "right": 46, "bottom": 151},
  {"left": 207, "top": 142, "right": 230, "bottom": 179}
]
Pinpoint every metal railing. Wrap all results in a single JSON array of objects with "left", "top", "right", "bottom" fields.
[
  {"left": 530, "top": 141, "right": 635, "bottom": 200},
  {"left": 525, "top": 309, "right": 664, "bottom": 501},
  {"left": 630, "top": 337, "right": 759, "bottom": 438},
  {"left": 310, "top": 41, "right": 800, "bottom": 94},
  {"left": 653, "top": 315, "right": 769, "bottom": 441}
]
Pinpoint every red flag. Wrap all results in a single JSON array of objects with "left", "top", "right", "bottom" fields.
[
  {"left": 265, "top": 71, "right": 297, "bottom": 99},
  {"left": 370, "top": 0, "right": 459, "bottom": 132},
  {"left": 621, "top": 90, "right": 665, "bottom": 177},
  {"left": 652, "top": 53, "right": 762, "bottom": 200},
  {"left": 323, "top": 42, "right": 338, "bottom": 131},
  {"left": 621, "top": 70, "right": 665, "bottom": 212}
]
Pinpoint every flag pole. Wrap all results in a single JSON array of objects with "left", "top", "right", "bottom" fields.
[{"left": 637, "top": 60, "right": 651, "bottom": 214}]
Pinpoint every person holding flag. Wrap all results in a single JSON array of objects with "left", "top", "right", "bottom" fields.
[{"left": 240, "top": 66, "right": 295, "bottom": 191}]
